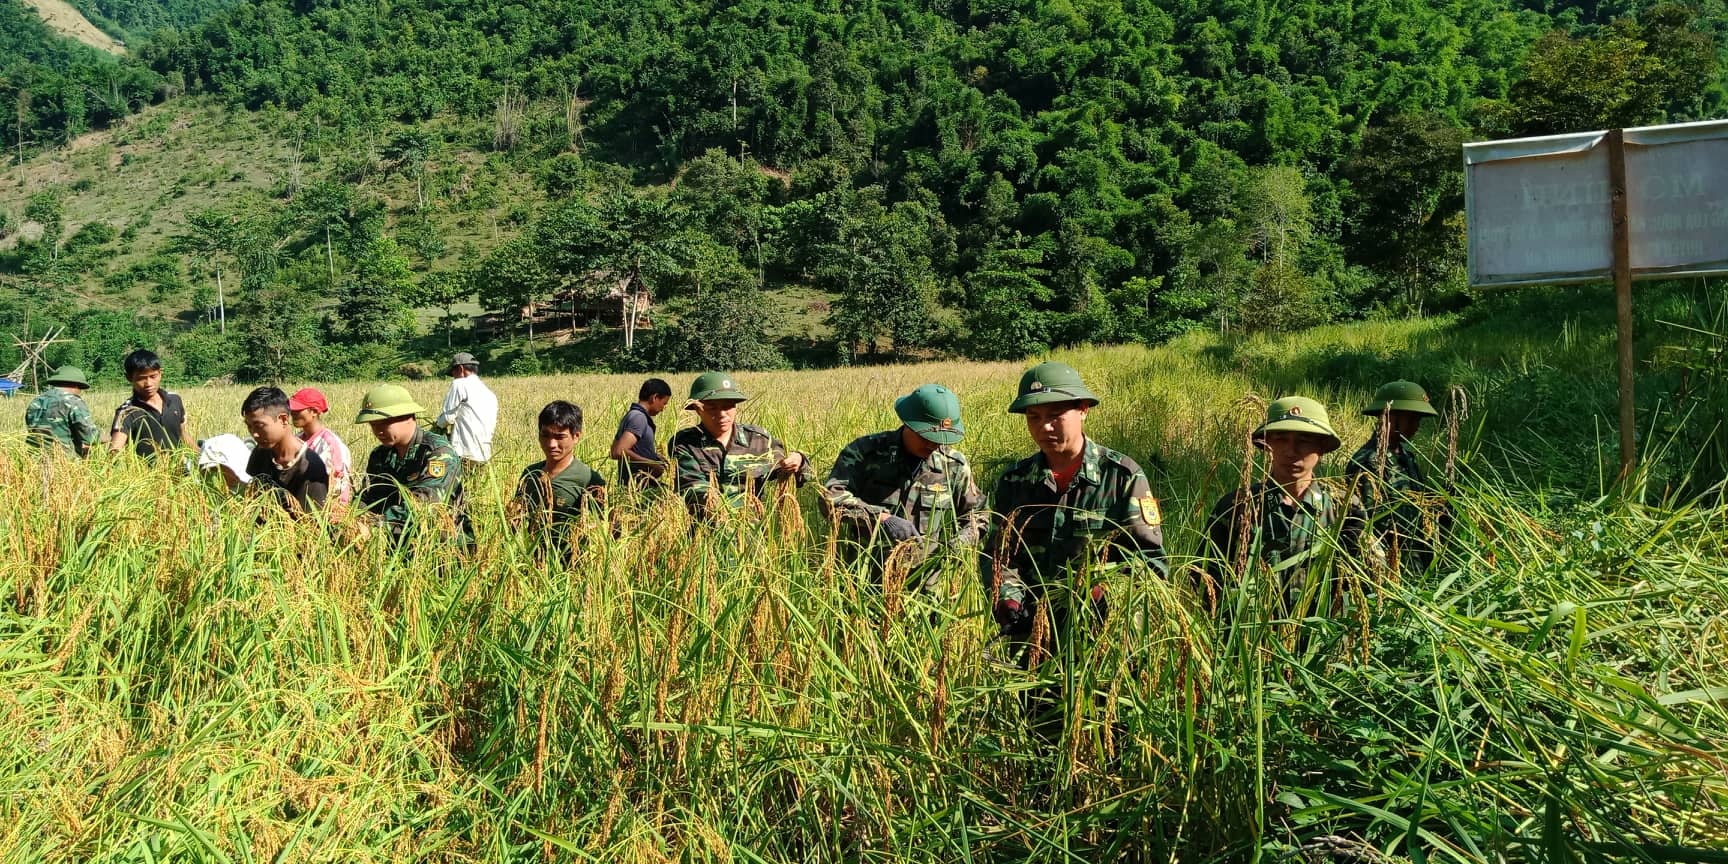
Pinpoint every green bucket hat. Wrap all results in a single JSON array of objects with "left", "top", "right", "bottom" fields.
[
  {"left": 1253, "top": 396, "right": 1342, "bottom": 454},
  {"left": 1362, "top": 380, "right": 1439, "bottom": 417},
  {"left": 686, "top": 371, "right": 749, "bottom": 408},
  {"left": 354, "top": 383, "right": 427, "bottom": 423},
  {"left": 1007, "top": 362, "right": 1101, "bottom": 414},
  {"left": 895, "top": 383, "right": 965, "bottom": 445},
  {"left": 46, "top": 365, "right": 90, "bottom": 388}
]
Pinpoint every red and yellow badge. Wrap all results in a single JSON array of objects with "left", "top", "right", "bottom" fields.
[{"left": 1136, "top": 494, "right": 1162, "bottom": 527}]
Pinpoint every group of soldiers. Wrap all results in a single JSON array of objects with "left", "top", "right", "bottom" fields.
[{"left": 24, "top": 351, "right": 1448, "bottom": 655}]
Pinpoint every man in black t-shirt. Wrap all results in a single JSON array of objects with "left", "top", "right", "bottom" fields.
[
  {"left": 109, "top": 349, "right": 195, "bottom": 460},
  {"left": 241, "top": 386, "right": 329, "bottom": 515}
]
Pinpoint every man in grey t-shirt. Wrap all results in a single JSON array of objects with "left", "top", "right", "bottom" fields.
[{"left": 610, "top": 378, "right": 672, "bottom": 488}]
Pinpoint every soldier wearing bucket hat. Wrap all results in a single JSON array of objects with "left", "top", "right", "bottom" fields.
[
  {"left": 25, "top": 366, "right": 101, "bottom": 457},
  {"left": 1204, "top": 396, "right": 1375, "bottom": 611},
  {"left": 354, "top": 383, "right": 470, "bottom": 545},
  {"left": 982, "top": 362, "right": 1167, "bottom": 651},
  {"left": 670, "top": 372, "right": 814, "bottom": 518},
  {"left": 821, "top": 384, "right": 987, "bottom": 584},
  {"left": 1346, "top": 380, "right": 1447, "bottom": 573}
]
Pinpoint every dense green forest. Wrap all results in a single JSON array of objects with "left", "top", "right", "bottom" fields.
[{"left": 1, "top": 0, "right": 1724, "bottom": 383}]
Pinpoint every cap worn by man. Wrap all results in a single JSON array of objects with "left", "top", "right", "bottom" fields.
[
  {"left": 47, "top": 366, "right": 90, "bottom": 389},
  {"left": 448, "top": 352, "right": 479, "bottom": 374},
  {"left": 686, "top": 371, "right": 750, "bottom": 407},
  {"left": 1253, "top": 396, "right": 1342, "bottom": 454},
  {"left": 355, "top": 384, "right": 427, "bottom": 423},
  {"left": 895, "top": 383, "right": 965, "bottom": 445},
  {"left": 288, "top": 388, "right": 330, "bottom": 414},
  {"left": 1007, "top": 361, "right": 1102, "bottom": 413},
  {"left": 1362, "top": 380, "right": 1438, "bottom": 417}
]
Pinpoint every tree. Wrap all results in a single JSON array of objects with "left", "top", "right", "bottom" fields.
[
  {"left": 336, "top": 235, "right": 415, "bottom": 345},
  {"left": 1344, "top": 114, "right": 1468, "bottom": 310},
  {"left": 413, "top": 270, "right": 473, "bottom": 347},
  {"left": 172, "top": 209, "right": 243, "bottom": 333}
]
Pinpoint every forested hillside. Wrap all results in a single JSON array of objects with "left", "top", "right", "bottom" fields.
[{"left": 1, "top": 0, "right": 1724, "bottom": 383}]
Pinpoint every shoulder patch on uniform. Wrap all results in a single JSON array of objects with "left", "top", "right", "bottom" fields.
[
  {"left": 426, "top": 459, "right": 448, "bottom": 479},
  {"left": 1137, "top": 494, "right": 1162, "bottom": 527}
]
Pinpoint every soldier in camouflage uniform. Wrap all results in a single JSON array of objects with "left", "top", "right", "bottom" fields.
[
  {"left": 981, "top": 362, "right": 1168, "bottom": 652},
  {"left": 671, "top": 372, "right": 815, "bottom": 519},
  {"left": 24, "top": 366, "right": 101, "bottom": 457},
  {"left": 1204, "top": 396, "right": 1375, "bottom": 615},
  {"left": 822, "top": 384, "right": 987, "bottom": 590},
  {"left": 1345, "top": 380, "right": 1448, "bottom": 573},
  {"left": 353, "top": 384, "right": 471, "bottom": 546}
]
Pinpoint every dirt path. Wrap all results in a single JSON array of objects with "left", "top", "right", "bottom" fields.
[{"left": 19, "top": 0, "right": 126, "bottom": 55}]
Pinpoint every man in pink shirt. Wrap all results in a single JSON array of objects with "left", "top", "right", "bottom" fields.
[{"left": 288, "top": 388, "right": 354, "bottom": 506}]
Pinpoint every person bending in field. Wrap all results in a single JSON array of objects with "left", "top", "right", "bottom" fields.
[
  {"left": 355, "top": 384, "right": 470, "bottom": 547},
  {"left": 821, "top": 383, "right": 986, "bottom": 594},
  {"left": 670, "top": 372, "right": 814, "bottom": 520},
  {"left": 109, "top": 349, "right": 195, "bottom": 460},
  {"left": 610, "top": 377, "right": 672, "bottom": 490},
  {"left": 25, "top": 365, "right": 101, "bottom": 457},
  {"left": 1203, "top": 396, "right": 1378, "bottom": 617},
  {"left": 981, "top": 362, "right": 1168, "bottom": 659},
  {"left": 240, "top": 386, "right": 329, "bottom": 515},
  {"left": 289, "top": 387, "right": 354, "bottom": 508},
  {"left": 512, "top": 400, "right": 607, "bottom": 552}
]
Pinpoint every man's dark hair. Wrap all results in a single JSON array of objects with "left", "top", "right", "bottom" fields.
[
  {"left": 242, "top": 386, "right": 291, "bottom": 417},
  {"left": 639, "top": 378, "right": 672, "bottom": 401},
  {"left": 539, "top": 400, "right": 584, "bottom": 434},
  {"left": 459, "top": 363, "right": 480, "bottom": 374},
  {"left": 122, "top": 349, "right": 163, "bottom": 378}
]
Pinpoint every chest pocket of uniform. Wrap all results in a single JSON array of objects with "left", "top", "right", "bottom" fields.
[{"left": 908, "top": 480, "right": 955, "bottom": 524}]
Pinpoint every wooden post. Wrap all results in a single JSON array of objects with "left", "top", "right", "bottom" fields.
[{"left": 1607, "top": 129, "right": 1636, "bottom": 482}]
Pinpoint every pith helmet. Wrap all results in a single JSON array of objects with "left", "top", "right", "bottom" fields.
[
  {"left": 46, "top": 366, "right": 90, "bottom": 388},
  {"left": 686, "top": 371, "right": 749, "bottom": 408},
  {"left": 1362, "top": 380, "right": 1439, "bottom": 417},
  {"left": 895, "top": 384, "right": 965, "bottom": 445},
  {"left": 354, "top": 384, "right": 426, "bottom": 423},
  {"left": 1007, "top": 361, "right": 1100, "bottom": 414},
  {"left": 1253, "top": 396, "right": 1342, "bottom": 454}
]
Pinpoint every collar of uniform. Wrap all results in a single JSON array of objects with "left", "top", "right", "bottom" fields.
[
  {"left": 1036, "top": 437, "right": 1102, "bottom": 489},
  {"left": 403, "top": 427, "right": 428, "bottom": 455}
]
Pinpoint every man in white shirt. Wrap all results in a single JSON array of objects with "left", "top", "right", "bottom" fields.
[{"left": 434, "top": 351, "right": 499, "bottom": 471}]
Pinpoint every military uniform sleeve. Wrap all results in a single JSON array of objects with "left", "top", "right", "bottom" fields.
[
  {"left": 70, "top": 399, "right": 100, "bottom": 456},
  {"left": 1107, "top": 467, "right": 1169, "bottom": 578},
  {"left": 406, "top": 446, "right": 463, "bottom": 505},
  {"left": 1203, "top": 489, "right": 1246, "bottom": 587},
  {"left": 672, "top": 435, "right": 717, "bottom": 515},
  {"left": 978, "top": 475, "right": 1030, "bottom": 604},
  {"left": 358, "top": 450, "right": 405, "bottom": 523},
  {"left": 821, "top": 438, "right": 888, "bottom": 533},
  {"left": 768, "top": 433, "right": 815, "bottom": 486},
  {"left": 952, "top": 457, "right": 988, "bottom": 547}
]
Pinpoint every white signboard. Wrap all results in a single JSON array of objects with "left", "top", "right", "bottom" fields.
[{"left": 1465, "top": 119, "right": 1728, "bottom": 287}]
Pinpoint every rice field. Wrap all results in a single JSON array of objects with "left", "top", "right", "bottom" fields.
[{"left": 1, "top": 336, "right": 1725, "bottom": 862}]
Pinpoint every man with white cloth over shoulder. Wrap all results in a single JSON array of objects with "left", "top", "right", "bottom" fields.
[{"left": 434, "top": 351, "right": 499, "bottom": 474}]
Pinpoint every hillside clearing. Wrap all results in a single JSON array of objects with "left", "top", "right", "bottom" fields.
[{"left": 18, "top": 0, "right": 123, "bottom": 53}]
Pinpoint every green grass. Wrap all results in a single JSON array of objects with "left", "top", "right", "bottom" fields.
[{"left": 1, "top": 327, "right": 1726, "bottom": 861}]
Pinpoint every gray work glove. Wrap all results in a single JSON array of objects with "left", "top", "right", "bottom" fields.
[{"left": 880, "top": 515, "right": 920, "bottom": 544}]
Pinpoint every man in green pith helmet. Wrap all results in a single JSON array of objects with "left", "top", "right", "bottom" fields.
[
  {"left": 1346, "top": 380, "right": 1448, "bottom": 573},
  {"left": 353, "top": 383, "right": 471, "bottom": 546},
  {"left": 822, "top": 383, "right": 987, "bottom": 590},
  {"left": 25, "top": 366, "right": 102, "bottom": 457},
  {"left": 1204, "top": 396, "right": 1376, "bottom": 614},
  {"left": 670, "top": 372, "right": 815, "bottom": 519},
  {"left": 981, "top": 361, "right": 1168, "bottom": 653}
]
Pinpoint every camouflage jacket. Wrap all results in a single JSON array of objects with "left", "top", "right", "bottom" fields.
[
  {"left": 1204, "top": 478, "right": 1374, "bottom": 590},
  {"left": 25, "top": 388, "right": 100, "bottom": 456},
  {"left": 358, "top": 428, "right": 470, "bottom": 543},
  {"left": 671, "top": 422, "right": 814, "bottom": 516},
  {"left": 980, "top": 438, "right": 1168, "bottom": 607},
  {"left": 821, "top": 430, "right": 987, "bottom": 546},
  {"left": 1345, "top": 439, "right": 1449, "bottom": 568}
]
